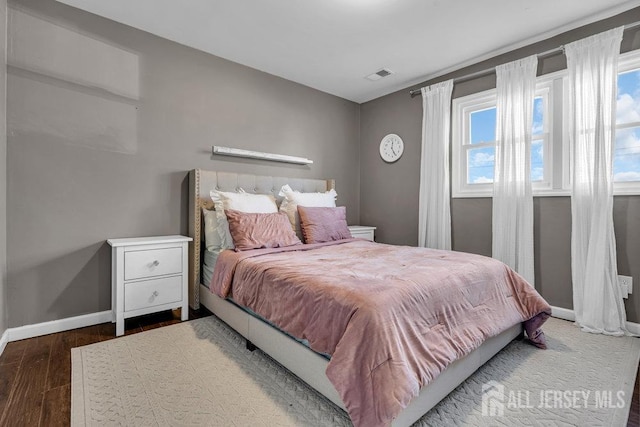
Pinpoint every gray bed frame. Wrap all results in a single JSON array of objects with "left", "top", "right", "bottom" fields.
[{"left": 188, "top": 168, "right": 521, "bottom": 426}]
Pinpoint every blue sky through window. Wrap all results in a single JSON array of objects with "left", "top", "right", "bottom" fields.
[
  {"left": 467, "top": 97, "right": 544, "bottom": 184},
  {"left": 468, "top": 146, "right": 495, "bottom": 183},
  {"left": 470, "top": 108, "right": 496, "bottom": 144},
  {"left": 615, "top": 69, "right": 640, "bottom": 182},
  {"left": 531, "top": 97, "right": 544, "bottom": 182}
]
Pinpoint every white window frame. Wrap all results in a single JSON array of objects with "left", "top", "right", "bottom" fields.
[
  {"left": 452, "top": 50, "right": 640, "bottom": 198},
  {"left": 613, "top": 49, "right": 640, "bottom": 195},
  {"left": 452, "top": 74, "right": 564, "bottom": 198},
  {"left": 452, "top": 91, "right": 495, "bottom": 197}
]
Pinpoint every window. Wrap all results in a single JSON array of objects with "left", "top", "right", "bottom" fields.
[
  {"left": 452, "top": 78, "right": 558, "bottom": 197},
  {"left": 466, "top": 98, "right": 496, "bottom": 188},
  {"left": 452, "top": 51, "right": 640, "bottom": 198},
  {"left": 615, "top": 50, "right": 640, "bottom": 194},
  {"left": 531, "top": 96, "right": 547, "bottom": 183}
]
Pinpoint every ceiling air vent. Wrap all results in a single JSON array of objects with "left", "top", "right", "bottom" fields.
[{"left": 365, "top": 68, "right": 394, "bottom": 81}]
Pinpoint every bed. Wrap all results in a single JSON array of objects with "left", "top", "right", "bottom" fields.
[{"left": 188, "top": 169, "right": 550, "bottom": 427}]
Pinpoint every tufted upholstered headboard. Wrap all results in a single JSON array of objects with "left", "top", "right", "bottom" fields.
[{"left": 188, "top": 169, "right": 335, "bottom": 309}]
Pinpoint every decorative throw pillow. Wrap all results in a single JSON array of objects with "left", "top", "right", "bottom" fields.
[
  {"left": 225, "top": 209, "right": 302, "bottom": 251},
  {"left": 278, "top": 184, "right": 337, "bottom": 239},
  {"left": 210, "top": 189, "right": 279, "bottom": 250},
  {"left": 297, "top": 206, "right": 351, "bottom": 244}
]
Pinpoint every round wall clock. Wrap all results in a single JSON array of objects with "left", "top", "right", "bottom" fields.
[{"left": 379, "top": 134, "right": 404, "bottom": 163}]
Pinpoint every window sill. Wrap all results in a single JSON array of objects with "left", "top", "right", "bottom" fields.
[
  {"left": 614, "top": 187, "right": 640, "bottom": 196},
  {"left": 453, "top": 192, "right": 569, "bottom": 199},
  {"left": 452, "top": 188, "right": 640, "bottom": 198}
]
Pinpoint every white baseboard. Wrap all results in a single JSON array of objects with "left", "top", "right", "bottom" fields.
[
  {"left": 550, "top": 305, "right": 576, "bottom": 321},
  {"left": 550, "top": 305, "right": 640, "bottom": 335},
  {"left": 0, "top": 329, "right": 8, "bottom": 356},
  {"left": 6, "top": 310, "right": 114, "bottom": 343},
  {"left": 627, "top": 321, "right": 640, "bottom": 336}
]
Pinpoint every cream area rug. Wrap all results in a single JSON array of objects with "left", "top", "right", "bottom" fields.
[{"left": 72, "top": 316, "right": 640, "bottom": 426}]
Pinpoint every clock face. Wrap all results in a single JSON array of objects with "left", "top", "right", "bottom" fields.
[{"left": 379, "top": 134, "right": 404, "bottom": 163}]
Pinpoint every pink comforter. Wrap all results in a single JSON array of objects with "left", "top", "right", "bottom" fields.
[{"left": 211, "top": 240, "right": 551, "bottom": 427}]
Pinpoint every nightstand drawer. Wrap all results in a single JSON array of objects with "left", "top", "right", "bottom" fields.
[
  {"left": 348, "top": 226, "right": 376, "bottom": 242},
  {"left": 124, "top": 275, "right": 182, "bottom": 311},
  {"left": 124, "top": 247, "right": 182, "bottom": 280},
  {"left": 350, "top": 230, "right": 373, "bottom": 240}
]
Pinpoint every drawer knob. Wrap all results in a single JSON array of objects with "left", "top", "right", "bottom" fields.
[
  {"left": 151, "top": 260, "right": 160, "bottom": 267},
  {"left": 148, "top": 290, "right": 160, "bottom": 303}
]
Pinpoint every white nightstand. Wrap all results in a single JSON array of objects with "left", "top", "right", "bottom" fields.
[
  {"left": 348, "top": 225, "right": 376, "bottom": 242},
  {"left": 107, "top": 235, "right": 193, "bottom": 336}
]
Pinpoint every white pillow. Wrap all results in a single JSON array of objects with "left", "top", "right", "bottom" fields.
[
  {"left": 278, "top": 184, "right": 337, "bottom": 237},
  {"left": 209, "top": 189, "right": 279, "bottom": 249},
  {"left": 202, "top": 208, "right": 230, "bottom": 251},
  {"left": 212, "top": 189, "right": 278, "bottom": 213}
]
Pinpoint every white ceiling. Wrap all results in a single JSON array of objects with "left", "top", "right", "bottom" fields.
[{"left": 57, "top": 0, "right": 640, "bottom": 103}]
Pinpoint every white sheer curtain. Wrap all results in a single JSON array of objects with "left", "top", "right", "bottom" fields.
[
  {"left": 418, "top": 80, "right": 454, "bottom": 249},
  {"left": 565, "top": 27, "right": 627, "bottom": 335},
  {"left": 492, "top": 55, "right": 537, "bottom": 285}
]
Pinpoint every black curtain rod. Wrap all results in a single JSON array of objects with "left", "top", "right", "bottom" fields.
[{"left": 409, "top": 20, "right": 640, "bottom": 98}]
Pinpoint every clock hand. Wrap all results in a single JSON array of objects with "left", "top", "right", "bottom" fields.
[{"left": 391, "top": 145, "right": 397, "bottom": 156}]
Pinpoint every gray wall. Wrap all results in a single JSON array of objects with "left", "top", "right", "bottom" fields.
[
  {"left": 0, "top": 0, "right": 7, "bottom": 337},
  {"left": 6, "top": 0, "right": 360, "bottom": 327},
  {"left": 360, "top": 8, "right": 640, "bottom": 322},
  {"left": 5, "top": 0, "right": 640, "bottom": 329}
]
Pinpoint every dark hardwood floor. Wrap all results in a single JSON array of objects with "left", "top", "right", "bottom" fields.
[
  {"left": 0, "top": 307, "right": 211, "bottom": 426},
  {"left": 0, "top": 311, "right": 638, "bottom": 426}
]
